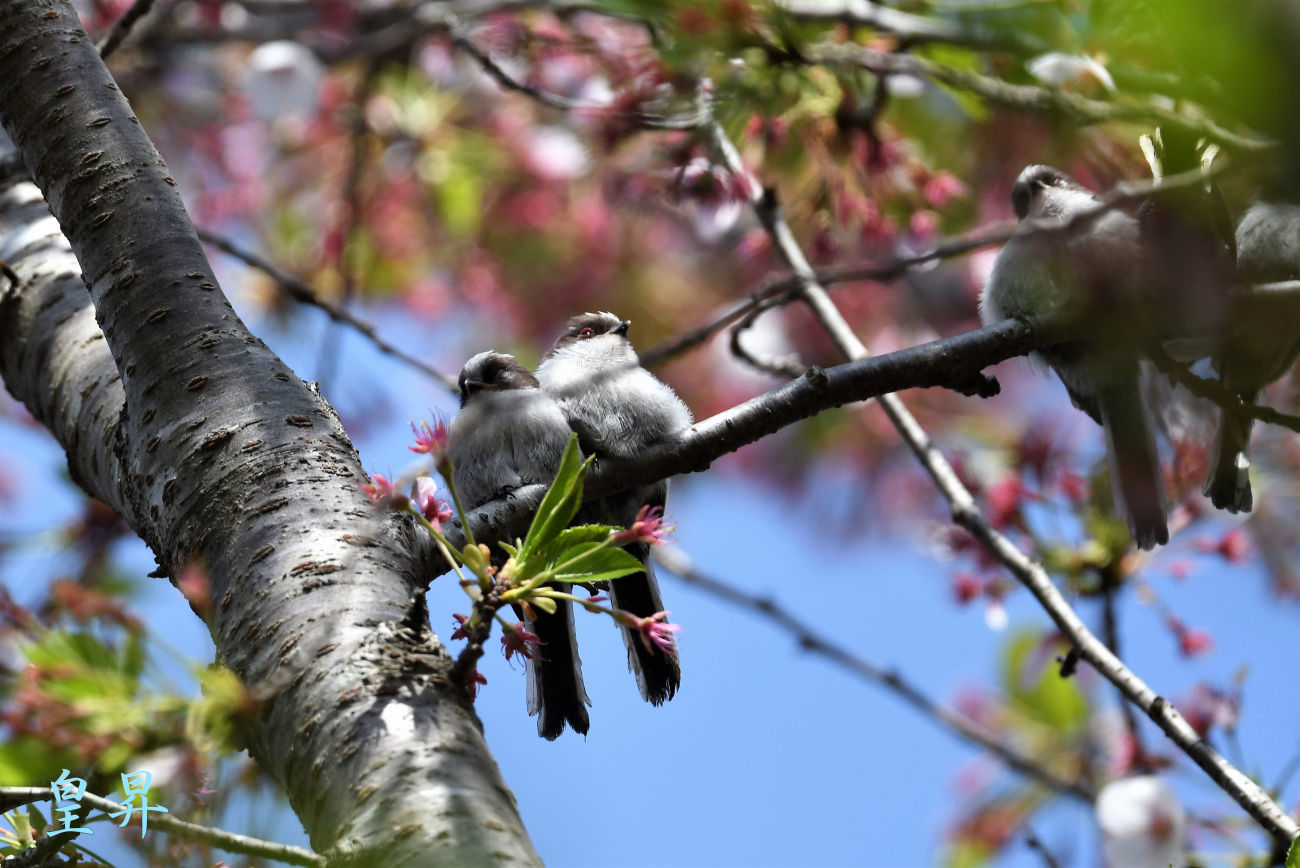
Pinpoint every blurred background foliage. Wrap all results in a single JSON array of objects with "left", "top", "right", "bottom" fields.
[{"left": 2, "top": 0, "right": 1297, "bottom": 865}]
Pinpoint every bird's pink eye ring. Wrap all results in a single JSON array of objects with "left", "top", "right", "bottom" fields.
[{"left": 577, "top": 327, "right": 595, "bottom": 338}]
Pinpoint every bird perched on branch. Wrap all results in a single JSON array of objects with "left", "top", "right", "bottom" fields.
[
  {"left": 981, "top": 165, "right": 1169, "bottom": 549},
  {"left": 536, "top": 312, "right": 692, "bottom": 705},
  {"left": 448, "top": 350, "right": 591, "bottom": 739},
  {"left": 1203, "top": 199, "right": 1300, "bottom": 512}
]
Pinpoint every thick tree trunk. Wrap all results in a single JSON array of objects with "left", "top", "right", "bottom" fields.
[{"left": 0, "top": 2, "right": 540, "bottom": 864}]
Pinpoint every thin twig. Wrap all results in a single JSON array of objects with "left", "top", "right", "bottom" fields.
[
  {"left": 702, "top": 117, "right": 1300, "bottom": 848},
  {"left": 1147, "top": 342, "right": 1300, "bottom": 434},
  {"left": 643, "top": 164, "right": 1235, "bottom": 368},
  {"left": 1023, "top": 826, "right": 1064, "bottom": 868},
  {"left": 197, "top": 229, "right": 457, "bottom": 391},
  {"left": 97, "top": 0, "right": 156, "bottom": 59},
  {"left": 655, "top": 545, "right": 1096, "bottom": 802},
  {"left": 777, "top": 0, "right": 1048, "bottom": 53},
  {"left": 1100, "top": 573, "right": 1149, "bottom": 770},
  {"left": 0, "top": 786, "right": 325, "bottom": 867},
  {"left": 805, "top": 41, "right": 1273, "bottom": 154},
  {"left": 315, "top": 57, "right": 383, "bottom": 391},
  {"left": 450, "top": 18, "right": 700, "bottom": 130}
]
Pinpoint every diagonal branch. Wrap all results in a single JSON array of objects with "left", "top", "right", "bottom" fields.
[
  {"left": 0, "top": 786, "right": 325, "bottom": 867},
  {"left": 701, "top": 116, "right": 1299, "bottom": 848},
  {"left": 653, "top": 545, "right": 1097, "bottom": 803},
  {"left": 0, "top": 3, "right": 537, "bottom": 862},
  {"left": 775, "top": 0, "right": 1047, "bottom": 53},
  {"left": 197, "top": 229, "right": 457, "bottom": 391},
  {"left": 804, "top": 41, "right": 1272, "bottom": 154}
]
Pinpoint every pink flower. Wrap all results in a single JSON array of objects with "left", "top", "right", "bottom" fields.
[
  {"left": 922, "top": 171, "right": 967, "bottom": 209},
  {"left": 909, "top": 209, "right": 938, "bottom": 240},
  {"left": 1216, "top": 528, "right": 1250, "bottom": 563},
  {"left": 1057, "top": 469, "right": 1088, "bottom": 505},
  {"left": 361, "top": 472, "right": 399, "bottom": 504},
  {"left": 465, "top": 668, "right": 487, "bottom": 700},
  {"left": 412, "top": 477, "right": 453, "bottom": 529},
  {"left": 615, "top": 609, "right": 680, "bottom": 656},
  {"left": 501, "top": 622, "right": 542, "bottom": 662},
  {"left": 610, "top": 505, "right": 668, "bottom": 547},
  {"left": 1167, "top": 616, "right": 1213, "bottom": 658},
  {"left": 176, "top": 563, "right": 212, "bottom": 618},
  {"left": 581, "top": 594, "right": 608, "bottom": 613},
  {"left": 951, "top": 572, "right": 983, "bottom": 605},
  {"left": 451, "top": 613, "right": 470, "bottom": 641},
  {"left": 409, "top": 418, "right": 449, "bottom": 457},
  {"left": 1181, "top": 683, "right": 1238, "bottom": 735},
  {"left": 985, "top": 474, "right": 1025, "bottom": 529},
  {"left": 1177, "top": 628, "right": 1213, "bottom": 658}
]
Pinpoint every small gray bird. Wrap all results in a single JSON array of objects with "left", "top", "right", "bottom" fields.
[
  {"left": 448, "top": 350, "right": 591, "bottom": 739},
  {"left": 536, "top": 312, "right": 692, "bottom": 705},
  {"left": 981, "top": 165, "right": 1169, "bottom": 549},
  {"left": 1204, "top": 201, "right": 1300, "bottom": 512}
]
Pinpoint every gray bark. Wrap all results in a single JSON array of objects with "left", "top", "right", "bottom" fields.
[{"left": 0, "top": 2, "right": 539, "bottom": 864}]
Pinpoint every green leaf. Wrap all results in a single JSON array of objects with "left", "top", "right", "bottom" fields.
[
  {"left": 121, "top": 630, "right": 145, "bottom": 680},
  {"left": 520, "top": 435, "right": 591, "bottom": 557},
  {"left": 528, "top": 595, "right": 558, "bottom": 615},
  {"left": 552, "top": 543, "right": 645, "bottom": 584},
  {"left": 27, "top": 805, "right": 46, "bottom": 836},
  {"left": 531, "top": 524, "right": 618, "bottom": 566},
  {"left": 1000, "top": 631, "right": 1088, "bottom": 733},
  {"left": 1286, "top": 835, "right": 1300, "bottom": 868},
  {"left": 0, "top": 735, "right": 72, "bottom": 784},
  {"left": 553, "top": 525, "right": 616, "bottom": 548}
]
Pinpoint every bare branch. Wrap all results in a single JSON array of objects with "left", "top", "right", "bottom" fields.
[
  {"left": 643, "top": 164, "right": 1234, "bottom": 368},
  {"left": 447, "top": 17, "right": 700, "bottom": 130},
  {"left": 1147, "top": 326, "right": 1300, "bottom": 434},
  {"left": 654, "top": 545, "right": 1097, "bottom": 803},
  {"left": 1023, "top": 826, "right": 1064, "bottom": 868},
  {"left": 805, "top": 41, "right": 1273, "bottom": 154},
  {"left": 701, "top": 117, "right": 1300, "bottom": 848},
  {"left": 0, "top": 786, "right": 325, "bottom": 866},
  {"left": 97, "top": 0, "right": 157, "bottom": 59},
  {"left": 776, "top": 0, "right": 1046, "bottom": 53},
  {"left": 197, "top": 229, "right": 458, "bottom": 391}
]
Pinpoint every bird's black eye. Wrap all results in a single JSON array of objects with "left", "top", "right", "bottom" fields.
[{"left": 577, "top": 327, "right": 595, "bottom": 338}]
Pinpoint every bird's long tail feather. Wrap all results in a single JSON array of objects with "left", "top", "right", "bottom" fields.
[
  {"left": 522, "top": 593, "right": 591, "bottom": 740},
  {"left": 608, "top": 546, "right": 680, "bottom": 705},
  {"left": 1204, "top": 400, "right": 1254, "bottom": 514},
  {"left": 1100, "top": 378, "right": 1170, "bottom": 550}
]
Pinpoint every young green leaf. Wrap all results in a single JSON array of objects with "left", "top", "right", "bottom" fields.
[
  {"left": 520, "top": 434, "right": 591, "bottom": 556},
  {"left": 551, "top": 543, "right": 645, "bottom": 584}
]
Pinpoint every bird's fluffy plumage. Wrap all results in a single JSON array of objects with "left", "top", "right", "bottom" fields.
[
  {"left": 537, "top": 312, "right": 691, "bottom": 704},
  {"left": 448, "top": 351, "right": 592, "bottom": 740},
  {"left": 982, "top": 165, "right": 1169, "bottom": 549}
]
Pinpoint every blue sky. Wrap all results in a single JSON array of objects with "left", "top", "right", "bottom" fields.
[{"left": 2, "top": 288, "right": 1295, "bottom": 867}]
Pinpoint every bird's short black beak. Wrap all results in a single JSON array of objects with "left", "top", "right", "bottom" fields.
[{"left": 614, "top": 320, "right": 631, "bottom": 336}]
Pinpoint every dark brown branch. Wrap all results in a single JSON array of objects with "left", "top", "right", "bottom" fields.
[
  {"left": 654, "top": 545, "right": 1097, "bottom": 803},
  {"left": 97, "top": 0, "right": 156, "bottom": 59},
  {"left": 0, "top": 786, "right": 324, "bottom": 866},
  {"left": 805, "top": 41, "right": 1273, "bottom": 154},
  {"left": 776, "top": 0, "right": 1047, "bottom": 53},
  {"left": 1022, "top": 827, "right": 1063, "bottom": 868},
  {"left": 448, "top": 19, "right": 700, "bottom": 130},
  {"left": 697, "top": 117, "right": 1298, "bottom": 846},
  {"left": 315, "top": 57, "right": 383, "bottom": 391},
  {"left": 197, "top": 229, "right": 457, "bottom": 391},
  {"left": 643, "top": 165, "right": 1232, "bottom": 368},
  {"left": 1147, "top": 339, "right": 1300, "bottom": 434}
]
